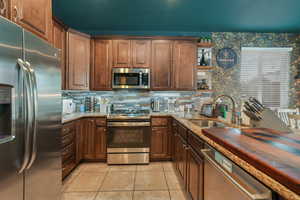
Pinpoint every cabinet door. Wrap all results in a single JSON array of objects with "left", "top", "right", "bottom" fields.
[
  {"left": 150, "top": 127, "right": 169, "bottom": 160},
  {"left": 75, "top": 120, "right": 84, "bottom": 164},
  {"left": 91, "top": 39, "right": 112, "bottom": 90},
  {"left": 13, "top": 0, "right": 52, "bottom": 41},
  {"left": 188, "top": 148, "right": 204, "bottom": 200},
  {"left": 173, "top": 41, "right": 196, "bottom": 90},
  {"left": 151, "top": 40, "right": 173, "bottom": 90},
  {"left": 132, "top": 40, "right": 151, "bottom": 68},
  {"left": 177, "top": 136, "right": 188, "bottom": 186},
  {"left": 52, "top": 20, "right": 66, "bottom": 90},
  {"left": 0, "top": 0, "right": 9, "bottom": 19},
  {"left": 174, "top": 134, "right": 180, "bottom": 170},
  {"left": 95, "top": 126, "right": 107, "bottom": 160},
  {"left": 83, "top": 119, "right": 95, "bottom": 159},
  {"left": 112, "top": 40, "right": 131, "bottom": 67},
  {"left": 67, "top": 31, "right": 90, "bottom": 90}
]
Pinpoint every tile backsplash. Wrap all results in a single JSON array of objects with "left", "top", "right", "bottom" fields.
[{"left": 62, "top": 90, "right": 212, "bottom": 113}]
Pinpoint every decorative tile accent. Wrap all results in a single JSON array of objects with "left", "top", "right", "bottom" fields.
[{"left": 212, "top": 32, "right": 299, "bottom": 109}]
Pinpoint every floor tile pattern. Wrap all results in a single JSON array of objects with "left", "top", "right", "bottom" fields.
[{"left": 62, "top": 162, "right": 189, "bottom": 200}]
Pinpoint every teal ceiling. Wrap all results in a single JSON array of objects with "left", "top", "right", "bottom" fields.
[{"left": 53, "top": 0, "right": 300, "bottom": 36}]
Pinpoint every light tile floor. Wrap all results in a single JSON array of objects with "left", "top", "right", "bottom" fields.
[{"left": 62, "top": 162, "right": 189, "bottom": 200}]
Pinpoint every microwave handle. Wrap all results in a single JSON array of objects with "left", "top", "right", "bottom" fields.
[{"left": 139, "top": 72, "right": 143, "bottom": 86}]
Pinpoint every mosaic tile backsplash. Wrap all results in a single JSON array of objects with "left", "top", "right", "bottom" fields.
[
  {"left": 62, "top": 90, "right": 212, "bottom": 113},
  {"left": 211, "top": 32, "right": 300, "bottom": 109}
]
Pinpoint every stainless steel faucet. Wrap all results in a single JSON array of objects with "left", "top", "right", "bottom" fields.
[{"left": 213, "top": 95, "right": 237, "bottom": 124}]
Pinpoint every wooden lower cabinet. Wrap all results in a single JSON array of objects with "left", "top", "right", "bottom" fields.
[
  {"left": 150, "top": 127, "right": 169, "bottom": 160},
  {"left": 177, "top": 135, "right": 188, "bottom": 185},
  {"left": 150, "top": 117, "right": 171, "bottom": 161},
  {"left": 187, "top": 148, "right": 204, "bottom": 200},
  {"left": 172, "top": 120, "right": 204, "bottom": 200},
  {"left": 82, "top": 118, "right": 95, "bottom": 160},
  {"left": 75, "top": 120, "right": 84, "bottom": 164},
  {"left": 95, "top": 126, "right": 107, "bottom": 160},
  {"left": 62, "top": 122, "right": 76, "bottom": 179},
  {"left": 82, "top": 118, "right": 107, "bottom": 161}
]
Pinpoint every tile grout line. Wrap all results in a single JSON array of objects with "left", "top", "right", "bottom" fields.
[
  {"left": 97, "top": 166, "right": 110, "bottom": 193},
  {"left": 91, "top": 164, "right": 111, "bottom": 200},
  {"left": 132, "top": 165, "right": 137, "bottom": 200},
  {"left": 62, "top": 164, "right": 84, "bottom": 193},
  {"left": 162, "top": 163, "right": 172, "bottom": 200}
]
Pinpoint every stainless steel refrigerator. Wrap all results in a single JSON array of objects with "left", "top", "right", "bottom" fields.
[{"left": 0, "top": 16, "right": 61, "bottom": 200}]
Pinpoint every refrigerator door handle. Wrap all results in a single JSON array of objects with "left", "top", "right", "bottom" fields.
[
  {"left": 17, "top": 58, "right": 33, "bottom": 174},
  {"left": 25, "top": 61, "right": 38, "bottom": 170}
]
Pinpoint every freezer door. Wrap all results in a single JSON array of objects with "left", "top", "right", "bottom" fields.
[
  {"left": 0, "top": 17, "right": 24, "bottom": 200},
  {"left": 23, "top": 30, "right": 62, "bottom": 200}
]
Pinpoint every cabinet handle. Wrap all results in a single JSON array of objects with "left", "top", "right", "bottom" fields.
[
  {"left": 184, "top": 145, "right": 190, "bottom": 150},
  {"left": 12, "top": 6, "right": 19, "bottom": 22},
  {"left": 63, "top": 128, "right": 70, "bottom": 133}
]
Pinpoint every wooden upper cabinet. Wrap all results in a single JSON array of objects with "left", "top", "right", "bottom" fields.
[
  {"left": 12, "top": 0, "right": 52, "bottom": 41},
  {"left": 91, "top": 39, "right": 112, "bottom": 90},
  {"left": 66, "top": 30, "right": 90, "bottom": 90},
  {"left": 173, "top": 41, "right": 196, "bottom": 90},
  {"left": 52, "top": 19, "right": 66, "bottom": 90},
  {"left": 112, "top": 40, "right": 131, "bottom": 67},
  {"left": 151, "top": 40, "right": 173, "bottom": 90},
  {"left": 131, "top": 40, "right": 151, "bottom": 68},
  {"left": 0, "top": 0, "right": 10, "bottom": 19}
]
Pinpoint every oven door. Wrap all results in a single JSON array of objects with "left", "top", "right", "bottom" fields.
[{"left": 107, "top": 122, "right": 150, "bottom": 152}]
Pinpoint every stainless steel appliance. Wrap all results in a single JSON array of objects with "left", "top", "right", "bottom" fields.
[
  {"left": 201, "top": 144, "right": 273, "bottom": 200},
  {"left": 0, "top": 17, "right": 61, "bottom": 200},
  {"left": 150, "top": 98, "right": 161, "bottom": 112},
  {"left": 112, "top": 68, "right": 150, "bottom": 89},
  {"left": 107, "top": 118, "right": 150, "bottom": 164}
]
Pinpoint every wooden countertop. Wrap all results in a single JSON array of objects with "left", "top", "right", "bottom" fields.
[{"left": 202, "top": 128, "right": 300, "bottom": 197}]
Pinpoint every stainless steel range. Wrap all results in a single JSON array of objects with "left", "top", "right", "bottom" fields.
[{"left": 107, "top": 108, "right": 151, "bottom": 164}]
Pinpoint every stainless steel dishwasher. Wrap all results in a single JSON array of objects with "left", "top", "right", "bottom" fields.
[{"left": 201, "top": 144, "right": 273, "bottom": 200}]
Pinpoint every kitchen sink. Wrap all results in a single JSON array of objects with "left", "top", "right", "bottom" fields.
[{"left": 188, "top": 119, "right": 228, "bottom": 128}]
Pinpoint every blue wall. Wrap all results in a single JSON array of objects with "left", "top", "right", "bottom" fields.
[{"left": 53, "top": 0, "right": 300, "bottom": 35}]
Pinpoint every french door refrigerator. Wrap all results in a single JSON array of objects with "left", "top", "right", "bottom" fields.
[{"left": 0, "top": 16, "right": 61, "bottom": 200}]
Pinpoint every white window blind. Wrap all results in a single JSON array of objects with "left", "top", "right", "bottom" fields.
[{"left": 241, "top": 47, "right": 292, "bottom": 109}]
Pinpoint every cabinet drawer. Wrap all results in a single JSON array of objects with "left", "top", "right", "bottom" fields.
[
  {"left": 62, "top": 122, "right": 75, "bottom": 136},
  {"left": 152, "top": 117, "right": 169, "bottom": 127},
  {"left": 62, "top": 156, "right": 76, "bottom": 179},
  {"left": 152, "top": 127, "right": 168, "bottom": 134},
  {"left": 62, "top": 142, "right": 75, "bottom": 162},
  {"left": 62, "top": 131, "right": 75, "bottom": 148},
  {"left": 95, "top": 118, "right": 106, "bottom": 127},
  {"left": 178, "top": 123, "right": 188, "bottom": 140},
  {"left": 188, "top": 131, "right": 204, "bottom": 155}
]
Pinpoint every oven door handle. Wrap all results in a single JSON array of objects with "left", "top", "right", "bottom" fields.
[{"left": 108, "top": 122, "right": 150, "bottom": 127}]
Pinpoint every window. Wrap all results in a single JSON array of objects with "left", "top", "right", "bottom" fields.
[{"left": 240, "top": 47, "right": 292, "bottom": 109}]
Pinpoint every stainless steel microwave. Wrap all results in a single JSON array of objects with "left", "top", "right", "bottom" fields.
[{"left": 112, "top": 68, "right": 150, "bottom": 89}]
